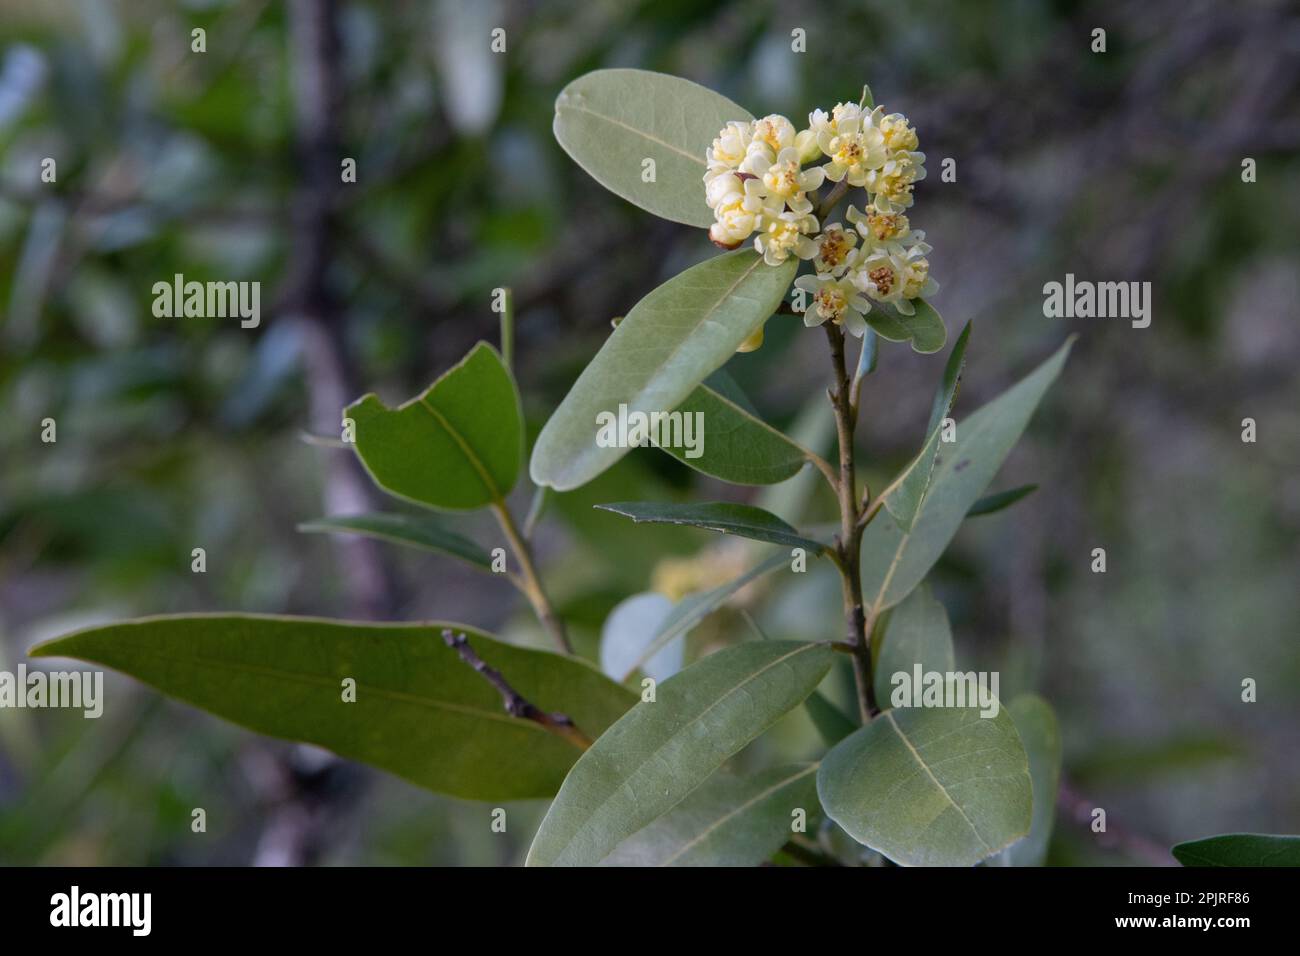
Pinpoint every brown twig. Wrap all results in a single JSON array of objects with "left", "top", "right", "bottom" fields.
[
  {"left": 1057, "top": 779, "right": 1173, "bottom": 866},
  {"left": 823, "top": 324, "right": 878, "bottom": 722},
  {"left": 816, "top": 180, "right": 851, "bottom": 221},
  {"left": 442, "top": 630, "right": 591, "bottom": 750}
]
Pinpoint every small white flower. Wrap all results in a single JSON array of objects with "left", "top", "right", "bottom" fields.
[
  {"left": 875, "top": 110, "right": 919, "bottom": 152},
  {"left": 896, "top": 247, "right": 939, "bottom": 308},
  {"left": 750, "top": 114, "right": 797, "bottom": 155},
  {"left": 706, "top": 120, "right": 756, "bottom": 179},
  {"left": 864, "top": 151, "right": 926, "bottom": 213},
  {"left": 737, "top": 146, "right": 825, "bottom": 218},
  {"left": 794, "top": 273, "right": 872, "bottom": 337},
  {"left": 812, "top": 223, "right": 859, "bottom": 276},
  {"left": 817, "top": 115, "right": 887, "bottom": 188},
  {"left": 706, "top": 171, "right": 743, "bottom": 209},
  {"left": 845, "top": 204, "right": 929, "bottom": 256},
  {"left": 851, "top": 251, "right": 906, "bottom": 307},
  {"left": 753, "top": 209, "right": 819, "bottom": 266},
  {"left": 810, "top": 101, "right": 863, "bottom": 139},
  {"left": 709, "top": 192, "right": 759, "bottom": 248}
]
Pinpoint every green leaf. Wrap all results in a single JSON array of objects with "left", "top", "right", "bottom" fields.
[
  {"left": 1006, "top": 694, "right": 1063, "bottom": 866},
  {"left": 756, "top": 391, "right": 838, "bottom": 525},
  {"left": 818, "top": 705, "right": 1032, "bottom": 866},
  {"left": 297, "top": 512, "right": 492, "bottom": 570},
  {"left": 876, "top": 323, "right": 971, "bottom": 533},
  {"left": 347, "top": 342, "right": 522, "bottom": 510},
  {"left": 861, "top": 338, "right": 1073, "bottom": 614},
  {"left": 599, "top": 592, "right": 684, "bottom": 684},
  {"left": 967, "top": 484, "right": 1039, "bottom": 517},
  {"left": 553, "top": 69, "right": 752, "bottom": 227},
  {"left": 871, "top": 583, "right": 956, "bottom": 708},
  {"left": 31, "top": 615, "right": 633, "bottom": 801},
  {"left": 526, "top": 640, "right": 835, "bottom": 867},
  {"left": 615, "top": 550, "right": 789, "bottom": 681},
  {"left": 531, "top": 249, "right": 798, "bottom": 491},
  {"left": 864, "top": 298, "right": 947, "bottom": 354},
  {"left": 665, "top": 375, "right": 812, "bottom": 485},
  {"left": 1172, "top": 834, "right": 1300, "bottom": 867},
  {"left": 926, "top": 320, "right": 971, "bottom": 435},
  {"left": 595, "top": 501, "right": 826, "bottom": 553},
  {"left": 601, "top": 763, "right": 819, "bottom": 866},
  {"left": 853, "top": 327, "right": 880, "bottom": 386},
  {"left": 805, "top": 691, "right": 857, "bottom": 746}
]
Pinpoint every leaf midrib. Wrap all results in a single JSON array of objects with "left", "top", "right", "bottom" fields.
[
  {"left": 418, "top": 395, "right": 503, "bottom": 502},
  {"left": 658, "top": 764, "right": 818, "bottom": 866},
  {"left": 558, "top": 101, "right": 704, "bottom": 165},
  {"left": 77, "top": 648, "right": 546, "bottom": 731},
  {"left": 883, "top": 710, "right": 993, "bottom": 854},
  {"left": 620, "top": 253, "right": 769, "bottom": 417},
  {"left": 552, "top": 642, "right": 825, "bottom": 864}
]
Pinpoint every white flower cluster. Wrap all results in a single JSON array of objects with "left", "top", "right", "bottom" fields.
[{"left": 703, "top": 100, "right": 937, "bottom": 338}]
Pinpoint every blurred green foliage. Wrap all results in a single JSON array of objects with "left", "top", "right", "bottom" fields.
[{"left": 1, "top": 0, "right": 1298, "bottom": 865}]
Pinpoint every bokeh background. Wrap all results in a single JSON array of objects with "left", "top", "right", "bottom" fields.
[{"left": 1, "top": 0, "right": 1297, "bottom": 865}]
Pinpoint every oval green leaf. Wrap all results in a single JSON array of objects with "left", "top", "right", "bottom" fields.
[
  {"left": 348, "top": 342, "right": 522, "bottom": 510},
  {"left": 665, "top": 376, "right": 812, "bottom": 485},
  {"left": 967, "top": 484, "right": 1038, "bottom": 518},
  {"left": 860, "top": 338, "right": 1073, "bottom": 615},
  {"left": 601, "top": 763, "right": 819, "bottom": 867},
  {"left": 818, "top": 705, "right": 1032, "bottom": 867},
  {"left": 298, "top": 512, "right": 493, "bottom": 570},
  {"left": 553, "top": 69, "right": 752, "bottom": 227},
  {"left": 532, "top": 250, "right": 797, "bottom": 491},
  {"left": 871, "top": 582, "right": 956, "bottom": 707},
  {"left": 875, "top": 322, "right": 971, "bottom": 533},
  {"left": 526, "top": 640, "right": 835, "bottom": 867},
  {"left": 865, "top": 297, "right": 947, "bottom": 354},
  {"left": 30, "top": 614, "right": 633, "bottom": 801},
  {"left": 1006, "top": 694, "right": 1063, "bottom": 866},
  {"left": 1172, "top": 833, "right": 1300, "bottom": 867},
  {"left": 595, "top": 501, "right": 827, "bottom": 553}
]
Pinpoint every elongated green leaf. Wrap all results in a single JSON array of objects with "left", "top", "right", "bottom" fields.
[
  {"left": 818, "top": 705, "right": 1031, "bottom": 866},
  {"left": 853, "top": 327, "right": 880, "bottom": 387},
  {"left": 617, "top": 550, "right": 789, "bottom": 681},
  {"left": 871, "top": 583, "right": 956, "bottom": 707},
  {"left": 298, "top": 512, "right": 492, "bottom": 570},
  {"left": 1172, "top": 834, "right": 1300, "bottom": 867},
  {"left": 861, "top": 338, "right": 1073, "bottom": 614},
  {"left": 878, "top": 323, "right": 971, "bottom": 532},
  {"left": 756, "top": 392, "right": 837, "bottom": 525},
  {"left": 601, "top": 763, "right": 819, "bottom": 866},
  {"left": 1006, "top": 694, "right": 1062, "bottom": 866},
  {"left": 859, "top": 324, "right": 970, "bottom": 545},
  {"left": 926, "top": 320, "right": 971, "bottom": 435},
  {"left": 553, "top": 69, "right": 751, "bottom": 227},
  {"left": 865, "top": 298, "right": 946, "bottom": 354},
  {"left": 665, "top": 375, "right": 811, "bottom": 485},
  {"left": 30, "top": 615, "right": 632, "bottom": 801},
  {"left": 596, "top": 501, "right": 826, "bottom": 553},
  {"left": 531, "top": 249, "right": 798, "bottom": 491},
  {"left": 599, "top": 592, "right": 684, "bottom": 684},
  {"left": 967, "top": 484, "right": 1038, "bottom": 517},
  {"left": 527, "top": 640, "right": 835, "bottom": 867},
  {"left": 348, "top": 342, "right": 522, "bottom": 510}
]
